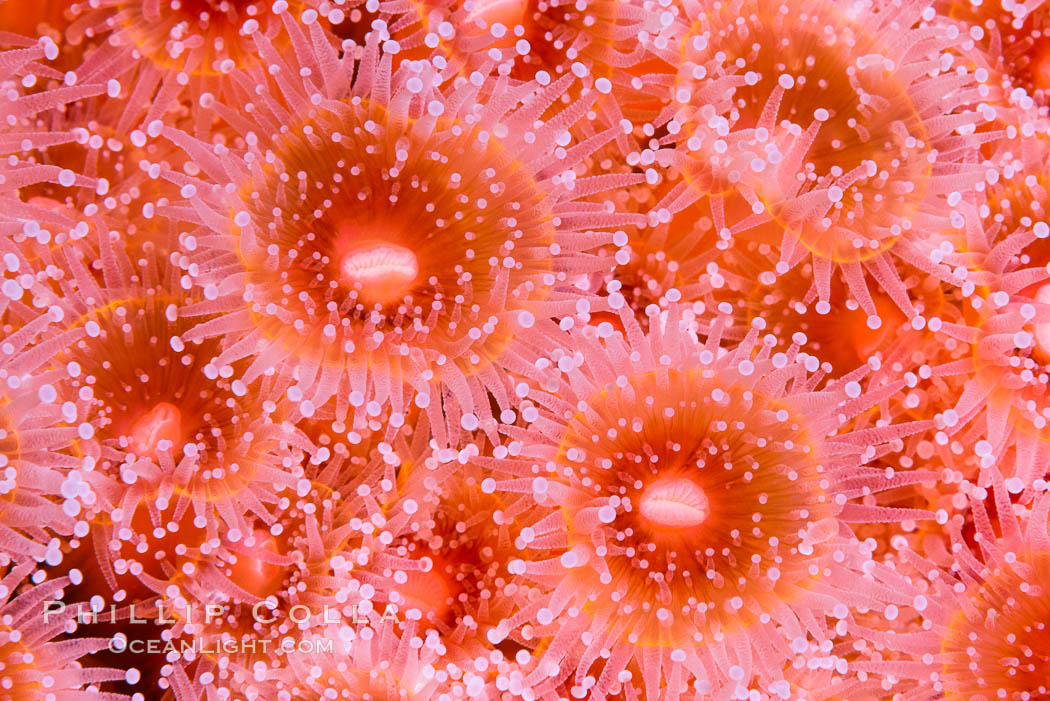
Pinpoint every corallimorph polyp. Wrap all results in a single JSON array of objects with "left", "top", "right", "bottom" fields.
[
  {"left": 264, "top": 623, "right": 484, "bottom": 700},
  {"left": 862, "top": 469, "right": 1050, "bottom": 700},
  {"left": 164, "top": 43, "right": 637, "bottom": 437},
  {"left": 11, "top": 0, "right": 1050, "bottom": 698},
  {"left": 0, "top": 561, "right": 128, "bottom": 699},
  {"left": 941, "top": 553, "right": 1050, "bottom": 699},
  {"left": 492, "top": 308, "right": 930, "bottom": 698},
  {"left": 944, "top": 0, "right": 1050, "bottom": 108},
  {"left": 62, "top": 0, "right": 316, "bottom": 128},
  {"left": 453, "top": 0, "right": 664, "bottom": 100},
  {"left": 667, "top": 0, "right": 984, "bottom": 318},
  {"left": 377, "top": 457, "right": 535, "bottom": 670},
  {"left": 48, "top": 253, "right": 307, "bottom": 572}
]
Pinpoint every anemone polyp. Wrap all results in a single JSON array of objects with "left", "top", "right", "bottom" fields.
[
  {"left": 71, "top": 0, "right": 301, "bottom": 77},
  {"left": 947, "top": 0, "right": 1050, "bottom": 106},
  {"left": 151, "top": 449, "right": 393, "bottom": 682},
  {"left": 494, "top": 307, "right": 930, "bottom": 698},
  {"left": 547, "top": 367, "right": 835, "bottom": 648},
  {"left": 927, "top": 240, "right": 1050, "bottom": 464},
  {"left": 165, "top": 42, "right": 638, "bottom": 434},
  {"left": 214, "top": 96, "right": 556, "bottom": 424},
  {"left": 727, "top": 265, "right": 941, "bottom": 379},
  {"left": 62, "top": 293, "right": 254, "bottom": 473},
  {"left": 859, "top": 470, "right": 1050, "bottom": 700},
  {"left": 673, "top": 0, "right": 930, "bottom": 256},
  {"left": 940, "top": 551, "right": 1050, "bottom": 700},
  {"left": 0, "top": 562, "right": 128, "bottom": 698},
  {"left": 377, "top": 459, "right": 531, "bottom": 668},
  {"left": 665, "top": 0, "right": 981, "bottom": 320},
  {"left": 42, "top": 250, "right": 308, "bottom": 547}
]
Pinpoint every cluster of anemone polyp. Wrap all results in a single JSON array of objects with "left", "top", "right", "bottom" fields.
[{"left": 4, "top": 0, "right": 1050, "bottom": 699}]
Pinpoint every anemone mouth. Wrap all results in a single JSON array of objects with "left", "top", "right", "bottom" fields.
[
  {"left": 555, "top": 369, "right": 832, "bottom": 644},
  {"left": 337, "top": 239, "right": 420, "bottom": 306},
  {"left": 614, "top": 203, "right": 719, "bottom": 324},
  {"left": 165, "top": 480, "right": 369, "bottom": 668},
  {"left": 215, "top": 529, "right": 290, "bottom": 600},
  {"left": 387, "top": 525, "right": 506, "bottom": 634},
  {"left": 639, "top": 477, "right": 710, "bottom": 528},
  {"left": 235, "top": 103, "right": 556, "bottom": 374},
  {"left": 392, "top": 557, "right": 458, "bottom": 624},
  {"left": 408, "top": 552, "right": 504, "bottom": 629},
  {"left": 941, "top": 552, "right": 1050, "bottom": 700},
  {"left": 382, "top": 466, "right": 515, "bottom": 645},
  {"left": 675, "top": 0, "right": 930, "bottom": 264},
  {"left": 128, "top": 402, "right": 183, "bottom": 458}
]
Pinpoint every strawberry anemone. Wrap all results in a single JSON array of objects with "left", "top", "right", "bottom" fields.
[
  {"left": 944, "top": 0, "right": 1050, "bottom": 109},
  {"left": 62, "top": 0, "right": 323, "bottom": 128},
  {"left": 723, "top": 263, "right": 946, "bottom": 379},
  {"left": 928, "top": 284, "right": 1050, "bottom": 470},
  {"left": 925, "top": 168, "right": 1050, "bottom": 475},
  {"left": 859, "top": 468, "right": 1050, "bottom": 700},
  {"left": 665, "top": 0, "right": 987, "bottom": 321},
  {"left": 594, "top": 176, "right": 722, "bottom": 333},
  {"left": 453, "top": 0, "right": 666, "bottom": 109},
  {"left": 377, "top": 456, "right": 540, "bottom": 669},
  {"left": 160, "top": 41, "right": 638, "bottom": 440},
  {"left": 0, "top": 561, "right": 130, "bottom": 700},
  {"left": 39, "top": 249, "right": 310, "bottom": 602},
  {"left": 140, "top": 412, "right": 426, "bottom": 698},
  {"left": 259, "top": 622, "right": 488, "bottom": 700},
  {"left": 488, "top": 306, "right": 936, "bottom": 698}
]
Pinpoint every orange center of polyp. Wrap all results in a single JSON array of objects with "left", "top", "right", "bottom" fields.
[
  {"left": 639, "top": 477, "right": 710, "bottom": 528},
  {"left": 395, "top": 565, "right": 454, "bottom": 623},
  {"left": 339, "top": 241, "right": 419, "bottom": 305},
  {"left": 1029, "top": 40, "right": 1050, "bottom": 93},
  {"left": 226, "top": 530, "right": 286, "bottom": 599},
  {"left": 129, "top": 402, "right": 182, "bottom": 457}
]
